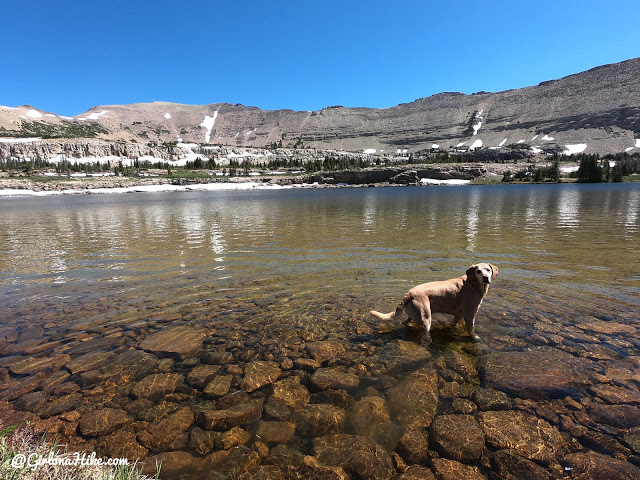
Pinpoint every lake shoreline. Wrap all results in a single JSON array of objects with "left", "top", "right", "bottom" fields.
[{"left": 0, "top": 162, "right": 571, "bottom": 197}]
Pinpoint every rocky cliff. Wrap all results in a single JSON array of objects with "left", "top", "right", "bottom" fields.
[{"left": 1, "top": 58, "right": 639, "bottom": 159}]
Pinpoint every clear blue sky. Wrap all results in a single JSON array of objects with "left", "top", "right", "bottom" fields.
[{"left": 3, "top": 0, "right": 639, "bottom": 117}]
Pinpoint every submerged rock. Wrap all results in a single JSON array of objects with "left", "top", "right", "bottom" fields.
[
  {"left": 197, "top": 401, "right": 263, "bottom": 431},
  {"left": 130, "top": 372, "right": 184, "bottom": 400},
  {"left": 242, "top": 361, "right": 282, "bottom": 392},
  {"left": 345, "top": 395, "right": 403, "bottom": 451},
  {"left": 78, "top": 407, "right": 130, "bottom": 437},
  {"left": 310, "top": 368, "right": 360, "bottom": 391},
  {"left": 313, "top": 434, "right": 396, "bottom": 480},
  {"left": 387, "top": 367, "right": 439, "bottom": 430},
  {"left": 294, "top": 404, "right": 346, "bottom": 437},
  {"left": 482, "top": 347, "right": 593, "bottom": 400},
  {"left": 561, "top": 451, "right": 640, "bottom": 480},
  {"left": 430, "top": 458, "right": 487, "bottom": 480},
  {"left": 137, "top": 406, "right": 194, "bottom": 452},
  {"left": 479, "top": 410, "right": 565, "bottom": 464},
  {"left": 491, "top": 449, "right": 552, "bottom": 480},
  {"left": 430, "top": 414, "right": 485, "bottom": 463},
  {"left": 139, "top": 326, "right": 206, "bottom": 361}
]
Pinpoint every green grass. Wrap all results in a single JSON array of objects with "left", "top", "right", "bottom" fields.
[{"left": 1, "top": 423, "right": 160, "bottom": 480}]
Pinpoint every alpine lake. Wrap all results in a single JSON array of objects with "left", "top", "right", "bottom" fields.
[{"left": 1, "top": 182, "right": 640, "bottom": 479}]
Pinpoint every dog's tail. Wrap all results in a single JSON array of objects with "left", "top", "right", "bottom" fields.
[{"left": 369, "top": 293, "right": 410, "bottom": 320}]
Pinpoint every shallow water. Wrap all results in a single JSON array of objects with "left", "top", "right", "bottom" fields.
[{"left": 1, "top": 183, "right": 640, "bottom": 479}]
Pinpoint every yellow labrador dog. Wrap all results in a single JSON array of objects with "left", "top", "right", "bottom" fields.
[{"left": 370, "top": 263, "right": 498, "bottom": 339}]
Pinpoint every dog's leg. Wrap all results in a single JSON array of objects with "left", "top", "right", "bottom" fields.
[{"left": 464, "top": 316, "right": 480, "bottom": 341}]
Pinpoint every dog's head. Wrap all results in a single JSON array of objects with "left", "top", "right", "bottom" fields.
[{"left": 466, "top": 263, "right": 498, "bottom": 287}]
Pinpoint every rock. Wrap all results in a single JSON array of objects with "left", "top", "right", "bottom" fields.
[
  {"left": 271, "top": 376, "right": 310, "bottom": 409},
  {"left": 588, "top": 404, "right": 640, "bottom": 429},
  {"left": 201, "top": 350, "right": 234, "bottom": 365},
  {"left": 109, "top": 349, "right": 159, "bottom": 382},
  {"left": 399, "top": 466, "right": 436, "bottom": 480},
  {"left": 294, "top": 404, "right": 346, "bottom": 437},
  {"left": 13, "top": 391, "right": 47, "bottom": 412},
  {"left": 130, "top": 373, "right": 184, "bottom": 400},
  {"left": 96, "top": 429, "right": 148, "bottom": 460},
  {"left": 345, "top": 396, "right": 403, "bottom": 451},
  {"left": 8, "top": 354, "right": 70, "bottom": 375},
  {"left": 141, "top": 450, "right": 203, "bottom": 478},
  {"left": 78, "top": 407, "right": 130, "bottom": 437},
  {"left": 590, "top": 383, "right": 640, "bottom": 404},
  {"left": 491, "top": 449, "right": 552, "bottom": 480},
  {"left": 313, "top": 434, "right": 396, "bottom": 480},
  {"left": 625, "top": 427, "right": 640, "bottom": 454},
  {"left": 387, "top": 367, "right": 439, "bottom": 429},
  {"left": 137, "top": 406, "right": 194, "bottom": 452},
  {"left": 186, "top": 364, "right": 221, "bottom": 389},
  {"left": 397, "top": 429, "right": 429, "bottom": 465},
  {"left": 430, "top": 458, "right": 487, "bottom": 480},
  {"left": 256, "top": 420, "right": 296, "bottom": 444},
  {"left": 579, "top": 430, "right": 631, "bottom": 457},
  {"left": 242, "top": 361, "right": 282, "bottom": 392},
  {"left": 203, "top": 374, "right": 233, "bottom": 397},
  {"left": 38, "top": 393, "right": 83, "bottom": 418},
  {"left": 310, "top": 368, "right": 360, "bottom": 391},
  {"left": 139, "top": 326, "right": 206, "bottom": 361},
  {"left": 218, "top": 426, "right": 252, "bottom": 450},
  {"left": 65, "top": 351, "right": 117, "bottom": 374},
  {"left": 197, "top": 401, "right": 263, "bottom": 431},
  {"left": 0, "top": 373, "right": 44, "bottom": 401},
  {"left": 302, "top": 456, "right": 350, "bottom": 479},
  {"left": 306, "top": 341, "right": 347, "bottom": 363},
  {"left": 389, "top": 170, "right": 419, "bottom": 185},
  {"left": 472, "top": 388, "right": 512, "bottom": 411},
  {"left": 430, "top": 414, "right": 485, "bottom": 463},
  {"left": 482, "top": 347, "right": 592, "bottom": 399},
  {"left": 189, "top": 427, "right": 220, "bottom": 456},
  {"left": 561, "top": 451, "right": 640, "bottom": 480},
  {"left": 479, "top": 410, "right": 565, "bottom": 464},
  {"left": 203, "top": 446, "right": 260, "bottom": 479}
]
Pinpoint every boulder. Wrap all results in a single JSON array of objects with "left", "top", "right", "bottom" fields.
[
  {"left": 313, "top": 434, "right": 396, "bottom": 480},
  {"left": 137, "top": 406, "right": 194, "bottom": 452},
  {"left": 479, "top": 410, "right": 564, "bottom": 464},
  {"left": 430, "top": 458, "right": 487, "bottom": 480},
  {"left": 430, "top": 414, "right": 485, "bottom": 463},
  {"left": 256, "top": 420, "right": 296, "bottom": 444},
  {"left": 345, "top": 396, "right": 403, "bottom": 451},
  {"left": 310, "top": 368, "right": 359, "bottom": 391},
  {"left": 387, "top": 367, "right": 439, "bottom": 429},
  {"left": 242, "top": 361, "right": 282, "bottom": 392},
  {"left": 482, "top": 347, "right": 592, "bottom": 399},
  {"left": 293, "top": 403, "right": 346, "bottom": 437},
  {"left": 271, "top": 376, "right": 310, "bottom": 409},
  {"left": 561, "top": 451, "right": 640, "bottom": 480},
  {"left": 197, "top": 401, "right": 262, "bottom": 431},
  {"left": 78, "top": 408, "right": 130, "bottom": 437},
  {"left": 139, "top": 326, "right": 206, "bottom": 361},
  {"left": 130, "top": 373, "right": 184, "bottom": 400}
]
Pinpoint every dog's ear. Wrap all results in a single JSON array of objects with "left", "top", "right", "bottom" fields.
[
  {"left": 466, "top": 265, "right": 478, "bottom": 283},
  {"left": 489, "top": 264, "right": 499, "bottom": 279}
]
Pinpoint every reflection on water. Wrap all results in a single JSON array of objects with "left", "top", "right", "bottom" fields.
[{"left": 1, "top": 183, "right": 640, "bottom": 479}]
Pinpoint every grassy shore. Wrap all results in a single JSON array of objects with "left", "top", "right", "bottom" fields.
[{"left": 1, "top": 424, "right": 159, "bottom": 480}]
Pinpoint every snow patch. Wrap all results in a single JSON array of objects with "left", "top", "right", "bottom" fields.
[
  {"left": 472, "top": 121, "right": 482, "bottom": 135},
  {"left": 85, "top": 110, "right": 108, "bottom": 120},
  {"left": 1, "top": 105, "right": 17, "bottom": 110},
  {"left": 499, "top": 138, "right": 507, "bottom": 147},
  {"left": 542, "top": 134, "right": 555, "bottom": 141},
  {"left": 470, "top": 139, "right": 482, "bottom": 150},
  {"left": 431, "top": 144, "right": 440, "bottom": 149},
  {"left": 200, "top": 112, "right": 218, "bottom": 143},
  {"left": 363, "top": 148, "right": 376, "bottom": 154},
  {"left": 0, "top": 137, "right": 42, "bottom": 143},
  {"left": 164, "top": 112, "right": 171, "bottom": 119},
  {"left": 26, "top": 110, "right": 43, "bottom": 118},
  {"left": 564, "top": 143, "right": 587, "bottom": 155},
  {"left": 517, "top": 140, "right": 525, "bottom": 144},
  {"left": 636, "top": 139, "right": 640, "bottom": 148},
  {"left": 456, "top": 142, "right": 466, "bottom": 148},
  {"left": 531, "top": 146, "right": 543, "bottom": 154},
  {"left": 421, "top": 178, "right": 471, "bottom": 186},
  {"left": 531, "top": 134, "right": 539, "bottom": 141},
  {"left": 561, "top": 166, "right": 579, "bottom": 173}
]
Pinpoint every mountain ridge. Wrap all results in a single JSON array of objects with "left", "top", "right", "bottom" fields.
[{"left": 1, "top": 57, "right": 639, "bottom": 157}]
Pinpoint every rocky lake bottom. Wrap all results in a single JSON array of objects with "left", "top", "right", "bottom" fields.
[{"left": 1, "top": 183, "right": 639, "bottom": 479}]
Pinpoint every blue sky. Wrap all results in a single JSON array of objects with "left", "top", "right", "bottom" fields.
[{"left": 3, "top": 0, "right": 639, "bottom": 116}]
